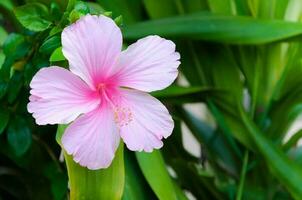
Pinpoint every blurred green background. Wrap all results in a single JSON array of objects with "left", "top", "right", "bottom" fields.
[{"left": 2, "top": 0, "right": 302, "bottom": 199}]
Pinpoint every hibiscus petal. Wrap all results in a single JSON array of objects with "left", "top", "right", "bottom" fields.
[
  {"left": 117, "top": 89, "right": 174, "bottom": 152},
  {"left": 62, "top": 106, "right": 120, "bottom": 170},
  {"left": 28, "top": 66, "right": 99, "bottom": 125},
  {"left": 62, "top": 14, "right": 122, "bottom": 88},
  {"left": 115, "top": 35, "right": 180, "bottom": 92}
]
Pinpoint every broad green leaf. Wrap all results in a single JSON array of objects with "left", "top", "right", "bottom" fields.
[
  {"left": 40, "top": 36, "right": 61, "bottom": 54},
  {"left": 7, "top": 117, "right": 32, "bottom": 156},
  {"left": 123, "top": 13, "right": 302, "bottom": 44},
  {"left": 14, "top": 3, "right": 52, "bottom": 32},
  {"left": 2, "top": 33, "right": 30, "bottom": 76},
  {"left": 136, "top": 150, "right": 185, "bottom": 200},
  {"left": 239, "top": 104, "right": 302, "bottom": 198},
  {"left": 69, "top": 1, "right": 91, "bottom": 23},
  {"left": 3, "top": 33, "right": 27, "bottom": 57},
  {"left": 0, "top": 109, "right": 9, "bottom": 134},
  {"left": 56, "top": 125, "right": 125, "bottom": 200},
  {"left": 50, "top": 47, "right": 65, "bottom": 62}
]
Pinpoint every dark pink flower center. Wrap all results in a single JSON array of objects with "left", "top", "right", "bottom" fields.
[{"left": 95, "top": 82, "right": 133, "bottom": 128}]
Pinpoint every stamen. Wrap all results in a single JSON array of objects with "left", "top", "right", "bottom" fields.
[{"left": 114, "top": 106, "right": 133, "bottom": 127}]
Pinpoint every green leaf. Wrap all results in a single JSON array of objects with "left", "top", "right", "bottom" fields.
[
  {"left": 7, "top": 117, "right": 32, "bottom": 156},
  {"left": 87, "top": 2, "right": 105, "bottom": 15},
  {"left": 123, "top": 12, "right": 302, "bottom": 44},
  {"left": 7, "top": 71, "right": 23, "bottom": 103},
  {"left": 2, "top": 33, "right": 30, "bottom": 76},
  {"left": 0, "top": 80, "right": 8, "bottom": 99},
  {"left": 50, "top": 47, "right": 65, "bottom": 62},
  {"left": 3, "top": 33, "right": 26, "bottom": 57},
  {"left": 56, "top": 125, "right": 125, "bottom": 200},
  {"left": 122, "top": 150, "right": 155, "bottom": 200},
  {"left": 0, "top": 109, "right": 9, "bottom": 134},
  {"left": 68, "top": 1, "right": 91, "bottom": 23},
  {"left": 40, "top": 35, "right": 61, "bottom": 54},
  {"left": 151, "top": 85, "right": 221, "bottom": 104},
  {"left": 0, "top": 26, "right": 8, "bottom": 46},
  {"left": 0, "top": 0, "right": 13, "bottom": 11},
  {"left": 0, "top": 51, "right": 5, "bottom": 68},
  {"left": 238, "top": 104, "right": 302, "bottom": 198},
  {"left": 14, "top": 3, "right": 52, "bottom": 32},
  {"left": 236, "top": 151, "right": 249, "bottom": 200},
  {"left": 136, "top": 150, "right": 184, "bottom": 200}
]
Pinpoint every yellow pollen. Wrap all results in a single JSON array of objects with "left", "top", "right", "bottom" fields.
[{"left": 114, "top": 107, "right": 133, "bottom": 127}]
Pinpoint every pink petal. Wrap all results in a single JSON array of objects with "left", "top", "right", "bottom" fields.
[
  {"left": 28, "top": 66, "right": 99, "bottom": 125},
  {"left": 62, "top": 106, "right": 120, "bottom": 170},
  {"left": 117, "top": 89, "right": 174, "bottom": 152},
  {"left": 115, "top": 35, "right": 180, "bottom": 92},
  {"left": 62, "top": 14, "right": 122, "bottom": 88}
]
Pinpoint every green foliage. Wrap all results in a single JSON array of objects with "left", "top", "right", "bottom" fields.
[
  {"left": 123, "top": 13, "right": 302, "bottom": 44},
  {"left": 135, "top": 150, "right": 182, "bottom": 200},
  {"left": 2, "top": 0, "right": 302, "bottom": 199},
  {"left": 14, "top": 3, "right": 52, "bottom": 32}
]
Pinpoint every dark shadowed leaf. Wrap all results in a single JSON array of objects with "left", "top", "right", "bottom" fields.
[
  {"left": 40, "top": 36, "right": 61, "bottom": 54},
  {"left": 7, "top": 117, "right": 32, "bottom": 156},
  {"left": 0, "top": 109, "right": 9, "bottom": 135}
]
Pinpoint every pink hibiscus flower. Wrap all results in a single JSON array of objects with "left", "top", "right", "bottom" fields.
[{"left": 28, "top": 14, "right": 180, "bottom": 170}]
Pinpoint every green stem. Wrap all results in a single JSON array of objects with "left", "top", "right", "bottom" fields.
[{"left": 236, "top": 150, "right": 249, "bottom": 200}]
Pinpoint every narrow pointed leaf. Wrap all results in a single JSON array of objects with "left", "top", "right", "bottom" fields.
[
  {"left": 136, "top": 150, "right": 187, "bottom": 200},
  {"left": 124, "top": 13, "right": 302, "bottom": 44},
  {"left": 151, "top": 85, "right": 221, "bottom": 104},
  {"left": 239, "top": 105, "right": 302, "bottom": 198}
]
